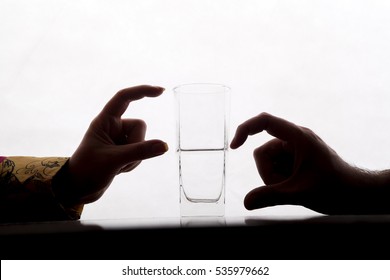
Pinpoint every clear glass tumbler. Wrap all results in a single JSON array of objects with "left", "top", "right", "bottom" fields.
[{"left": 174, "top": 83, "right": 230, "bottom": 217}]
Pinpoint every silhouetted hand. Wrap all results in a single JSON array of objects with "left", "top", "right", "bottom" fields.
[
  {"left": 230, "top": 112, "right": 390, "bottom": 215},
  {"left": 58, "top": 85, "right": 168, "bottom": 205}
]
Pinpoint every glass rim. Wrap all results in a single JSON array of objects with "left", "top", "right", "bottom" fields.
[{"left": 173, "top": 83, "right": 231, "bottom": 94}]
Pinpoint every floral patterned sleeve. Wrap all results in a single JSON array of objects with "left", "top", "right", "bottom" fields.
[{"left": 0, "top": 156, "right": 84, "bottom": 223}]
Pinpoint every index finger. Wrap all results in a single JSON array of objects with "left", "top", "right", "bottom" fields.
[
  {"left": 230, "top": 112, "right": 302, "bottom": 149},
  {"left": 101, "top": 85, "right": 165, "bottom": 117}
]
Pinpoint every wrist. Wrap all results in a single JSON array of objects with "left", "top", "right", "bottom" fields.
[
  {"left": 52, "top": 160, "right": 84, "bottom": 207},
  {"left": 343, "top": 165, "right": 390, "bottom": 214}
]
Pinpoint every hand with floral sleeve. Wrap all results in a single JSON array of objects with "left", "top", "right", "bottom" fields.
[{"left": 54, "top": 85, "right": 169, "bottom": 206}]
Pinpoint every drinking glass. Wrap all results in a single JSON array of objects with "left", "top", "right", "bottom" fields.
[{"left": 174, "top": 83, "right": 230, "bottom": 217}]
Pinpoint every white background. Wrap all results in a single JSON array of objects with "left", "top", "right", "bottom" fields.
[{"left": 1, "top": 0, "right": 390, "bottom": 220}]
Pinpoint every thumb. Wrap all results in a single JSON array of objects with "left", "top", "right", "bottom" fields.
[
  {"left": 244, "top": 183, "right": 291, "bottom": 210},
  {"left": 115, "top": 139, "right": 169, "bottom": 166}
]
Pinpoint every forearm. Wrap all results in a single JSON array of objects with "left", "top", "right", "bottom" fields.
[
  {"left": 0, "top": 156, "right": 83, "bottom": 223},
  {"left": 371, "top": 169, "right": 390, "bottom": 188},
  {"left": 343, "top": 166, "right": 390, "bottom": 214}
]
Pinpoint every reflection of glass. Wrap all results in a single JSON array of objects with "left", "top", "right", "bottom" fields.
[
  {"left": 180, "top": 216, "right": 227, "bottom": 227},
  {"left": 174, "top": 83, "right": 230, "bottom": 217}
]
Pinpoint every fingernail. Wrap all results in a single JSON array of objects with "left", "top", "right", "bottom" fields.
[
  {"left": 154, "top": 86, "right": 165, "bottom": 91},
  {"left": 152, "top": 142, "right": 169, "bottom": 155}
]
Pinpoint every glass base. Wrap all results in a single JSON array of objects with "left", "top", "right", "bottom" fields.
[{"left": 180, "top": 191, "right": 225, "bottom": 217}]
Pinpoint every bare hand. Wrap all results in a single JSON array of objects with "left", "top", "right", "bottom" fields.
[{"left": 230, "top": 112, "right": 390, "bottom": 215}]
